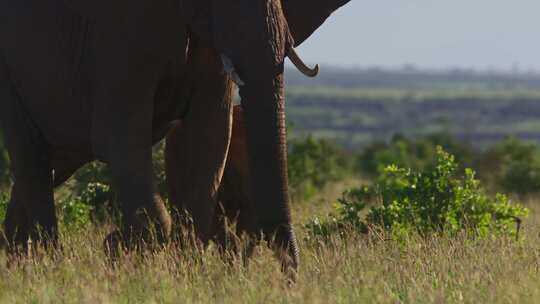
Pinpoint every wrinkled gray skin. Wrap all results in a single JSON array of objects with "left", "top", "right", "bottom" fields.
[{"left": 0, "top": 0, "right": 350, "bottom": 269}]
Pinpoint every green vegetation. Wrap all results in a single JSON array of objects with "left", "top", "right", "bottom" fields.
[
  {"left": 0, "top": 193, "right": 8, "bottom": 223},
  {"left": 0, "top": 164, "right": 538, "bottom": 302},
  {"left": 356, "top": 133, "right": 472, "bottom": 176},
  {"left": 0, "top": 138, "right": 538, "bottom": 302},
  {"left": 58, "top": 143, "right": 169, "bottom": 224},
  {"left": 58, "top": 182, "right": 111, "bottom": 231},
  {"left": 478, "top": 138, "right": 540, "bottom": 195},
  {"left": 0, "top": 131, "right": 9, "bottom": 188},
  {"left": 288, "top": 136, "right": 351, "bottom": 201},
  {"left": 307, "top": 148, "right": 528, "bottom": 241},
  {"left": 356, "top": 134, "right": 540, "bottom": 197}
]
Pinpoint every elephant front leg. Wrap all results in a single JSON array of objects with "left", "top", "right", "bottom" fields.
[
  {"left": 0, "top": 58, "right": 57, "bottom": 255},
  {"left": 4, "top": 173, "right": 57, "bottom": 256}
]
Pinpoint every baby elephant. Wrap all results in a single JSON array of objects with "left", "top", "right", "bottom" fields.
[{"left": 166, "top": 105, "right": 252, "bottom": 248}]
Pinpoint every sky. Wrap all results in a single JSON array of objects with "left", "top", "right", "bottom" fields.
[{"left": 297, "top": 0, "right": 540, "bottom": 71}]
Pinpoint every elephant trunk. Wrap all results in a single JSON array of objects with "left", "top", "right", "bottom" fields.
[
  {"left": 240, "top": 71, "right": 299, "bottom": 270},
  {"left": 214, "top": 0, "right": 300, "bottom": 271}
]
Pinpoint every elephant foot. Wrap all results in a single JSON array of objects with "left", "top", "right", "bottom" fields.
[
  {"left": 1, "top": 234, "right": 60, "bottom": 268},
  {"left": 103, "top": 194, "right": 172, "bottom": 259},
  {"left": 2, "top": 227, "right": 59, "bottom": 263}
]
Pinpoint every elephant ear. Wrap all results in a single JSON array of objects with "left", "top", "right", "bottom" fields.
[{"left": 283, "top": 0, "right": 351, "bottom": 46}]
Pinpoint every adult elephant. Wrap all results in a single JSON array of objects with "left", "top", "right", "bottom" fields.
[{"left": 0, "top": 0, "right": 350, "bottom": 271}]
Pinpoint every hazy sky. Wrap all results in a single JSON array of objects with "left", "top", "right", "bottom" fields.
[{"left": 297, "top": 0, "right": 540, "bottom": 70}]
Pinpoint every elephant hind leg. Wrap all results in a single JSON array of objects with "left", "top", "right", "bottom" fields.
[{"left": 0, "top": 57, "right": 57, "bottom": 254}]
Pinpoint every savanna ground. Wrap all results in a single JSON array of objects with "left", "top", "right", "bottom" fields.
[{"left": 0, "top": 178, "right": 538, "bottom": 303}]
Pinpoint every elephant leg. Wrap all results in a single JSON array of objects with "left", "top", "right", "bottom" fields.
[
  {"left": 91, "top": 41, "right": 173, "bottom": 253},
  {"left": 101, "top": 142, "right": 171, "bottom": 254},
  {"left": 0, "top": 57, "right": 57, "bottom": 254},
  {"left": 166, "top": 46, "right": 234, "bottom": 245}
]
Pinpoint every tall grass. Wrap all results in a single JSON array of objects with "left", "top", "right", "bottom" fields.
[{"left": 0, "top": 188, "right": 539, "bottom": 303}]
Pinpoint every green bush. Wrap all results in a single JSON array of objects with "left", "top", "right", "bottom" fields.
[
  {"left": 288, "top": 136, "right": 351, "bottom": 201},
  {"left": 357, "top": 133, "right": 472, "bottom": 177},
  {"left": 0, "top": 193, "right": 8, "bottom": 224},
  {"left": 477, "top": 137, "right": 540, "bottom": 195},
  {"left": 0, "top": 184, "right": 105, "bottom": 231},
  {"left": 57, "top": 197, "right": 93, "bottom": 231},
  {"left": 57, "top": 182, "right": 112, "bottom": 230},
  {"left": 66, "top": 142, "right": 169, "bottom": 219},
  {"left": 307, "top": 147, "right": 528, "bottom": 240},
  {"left": 152, "top": 141, "right": 168, "bottom": 197},
  {"left": 0, "top": 132, "right": 9, "bottom": 188}
]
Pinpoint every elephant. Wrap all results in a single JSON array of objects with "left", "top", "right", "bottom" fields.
[
  {"left": 165, "top": 0, "right": 352, "bottom": 258},
  {"left": 0, "top": 0, "right": 351, "bottom": 271}
]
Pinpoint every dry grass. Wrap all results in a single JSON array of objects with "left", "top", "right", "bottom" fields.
[{"left": 0, "top": 183, "right": 539, "bottom": 303}]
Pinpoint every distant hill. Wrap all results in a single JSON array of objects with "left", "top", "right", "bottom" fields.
[
  {"left": 286, "top": 67, "right": 540, "bottom": 90},
  {"left": 284, "top": 67, "right": 540, "bottom": 150}
]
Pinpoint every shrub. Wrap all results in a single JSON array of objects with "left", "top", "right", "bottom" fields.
[
  {"left": 288, "top": 136, "right": 351, "bottom": 201},
  {"left": 0, "top": 184, "right": 106, "bottom": 231},
  {"left": 0, "top": 132, "right": 9, "bottom": 188},
  {"left": 0, "top": 193, "right": 8, "bottom": 224},
  {"left": 357, "top": 133, "right": 472, "bottom": 177},
  {"left": 66, "top": 142, "right": 169, "bottom": 221},
  {"left": 152, "top": 141, "right": 168, "bottom": 197},
  {"left": 57, "top": 198, "right": 93, "bottom": 231},
  {"left": 477, "top": 137, "right": 540, "bottom": 195},
  {"left": 307, "top": 147, "right": 528, "bottom": 240},
  {"left": 57, "top": 182, "right": 113, "bottom": 230}
]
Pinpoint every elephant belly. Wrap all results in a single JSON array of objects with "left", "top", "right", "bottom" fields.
[
  {"left": 2, "top": 0, "right": 188, "bottom": 151},
  {"left": 2, "top": 0, "right": 94, "bottom": 150}
]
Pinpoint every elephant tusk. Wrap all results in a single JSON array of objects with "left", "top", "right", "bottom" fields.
[
  {"left": 287, "top": 47, "right": 319, "bottom": 78},
  {"left": 220, "top": 54, "right": 245, "bottom": 86}
]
